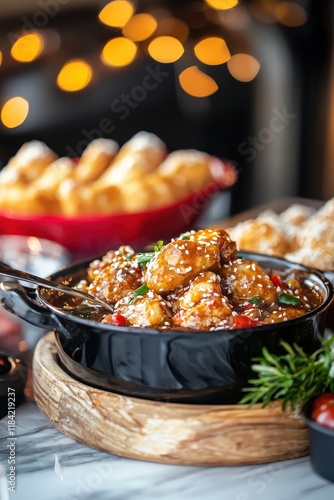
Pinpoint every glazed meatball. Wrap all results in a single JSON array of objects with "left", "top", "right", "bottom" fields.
[
  {"left": 87, "top": 246, "right": 135, "bottom": 282},
  {"left": 171, "top": 271, "right": 221, "bottom": 311},
  {"left": 113, "top": 291, "right": 172, "bottom": 327},
  {"left": 171, "top": 272, "right": 233, "bottom": 330},
  {"left": 221, "top": 259, "right": 277, "bottom": 305},
  {"left": 262, "top": 307, "right": 307, "bottom": 324},
  {"left": 88, "top": 249, "right": 142, "bottom": 305},
  {"left": 186, "top": 228, "right": 237, "bottom": 264},
  {"left": 146, "top": 239, "right": 220, "bottom": 293}
]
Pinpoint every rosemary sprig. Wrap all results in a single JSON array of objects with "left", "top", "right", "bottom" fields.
[{"left": 239, "top": 335, "right": 334, "bottom": 411}]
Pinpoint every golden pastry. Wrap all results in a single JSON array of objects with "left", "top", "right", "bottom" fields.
[
  {"left": 0, "top": 141, "right": 57, "bottom": 185},
  {"left": 58, "top": 180, "right": 123, "bottom": 215},
  {"left": 285, "top": 247, "right": 334, "bottom": 271},
  {"left": 157, "top": 150, "right": 213, "bottom": 190},
  {"left": 226, "top": 197, "right": 334, "bottom": 271},
  {"left": 279, "top": 203, "right": 316, "bottom": 226},
  {"left": 115, "top": 131, "right": 166, "bottom": 166},
  {"left": 227, "top": 219, "right": 289, "bottom": 257},
  {"left": 74, "top": 138, "right": 119, "bottom": 184},
  {"left": 98, "top": 131, "right": 166, "bottom": 185},
  {"left": 316, "top": 198, "right": 334, "bottom": 218},
  {"left": 98, "top": 154, "right": 155, "bottom": 186},
  {"left": 121, "top": 173, "right": 186, "bottom": 213},
  {"left": 0, "top": 132, "right": 237, "bottom": 217}
]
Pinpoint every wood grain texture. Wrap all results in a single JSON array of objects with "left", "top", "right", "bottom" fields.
[{"left": 33, "top": 332, "right": 309, "bottom": 466}]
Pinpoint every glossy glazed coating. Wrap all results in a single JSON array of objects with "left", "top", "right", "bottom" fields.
[{"left": 67, "top": 228, "right": 323, "bottom": 331}]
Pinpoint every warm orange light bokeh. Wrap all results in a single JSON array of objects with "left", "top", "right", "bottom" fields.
[
  {"left": 179, "top": 66, "right": 218, "bottom": 97},
  {"left": 274, "top": 2, "right": 307, "bottom": 27},
  {"left": 101, "top": 37, "right": 137, "bottom": 67},
  {"left": 56, "top": 59, "right": 92, "bottom": 92},
  {"left": 227, "top": 53, "right": 260, "bottom": 82},
  {"left": 10, "top": 33, "right": 44, "bottom": 63},
  {"left": 98, "top": 0, "right": 134, "bottom": 28},
  {"left": 194, "top": 37, "right": 230, "bottom": 65},
  {"left": 148, "top": 36, "right": 184, "bottom": 63},
  {"left": 0, "top": 51, "right": 2, "bottom": 66},
  {"left": 205, "top": 0, "right": 238, "bottom": 10},
  {"left": 1, "top": 97, "right": 29, "bottom": 128},
  {"left": 122, "top": 13, "right": 157, "bottom": 41}
]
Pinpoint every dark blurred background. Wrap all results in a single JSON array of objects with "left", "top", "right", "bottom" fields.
[{"left": 0, "top": 0, "right": 333, "bottom": 217}]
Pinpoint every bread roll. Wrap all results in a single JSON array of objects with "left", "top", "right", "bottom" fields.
[{"left": 74, "top": 138, "right": 119, "bottom": 184}]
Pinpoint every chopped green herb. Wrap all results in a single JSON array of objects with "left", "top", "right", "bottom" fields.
[
  {"left": 137, "top": 241, "right": 164, "bottom": 268},
  {"left": 134, "top": 284, "right": 149, "bottom": 295},
  {"left": 154, "top": 240, "right": 164, "bottom": 252},
  {"left": 121, "top": 252, "right": 133, "bottom": 261},
  {"left": 137, "top": 253, "right": 154, "bottom": 266},
  {"left": 128, "top": 284, "right": 149, "bottom": 304},
  {"left": 181, "top": 235, "right": 190, "bottom": 240},
  {"left": 278, "top": 293, "right": 301, "bottom": 307},
  {"left": 249, "top": 295, "right": 262, "bottom": 307}
]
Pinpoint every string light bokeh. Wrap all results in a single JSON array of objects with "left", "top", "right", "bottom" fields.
[{"left": 0, "top": 0, "right": 309, "bottom": 129}]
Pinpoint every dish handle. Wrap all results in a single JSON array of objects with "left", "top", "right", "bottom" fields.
[{"left": 0, "top": 281, "right": 60, "bottom": 332}]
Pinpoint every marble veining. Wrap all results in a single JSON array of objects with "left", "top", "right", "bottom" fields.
[{"left": 1, "top": 401, "right": 334, "bottom": 500}]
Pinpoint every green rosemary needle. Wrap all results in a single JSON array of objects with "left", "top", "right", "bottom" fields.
[{"left": 239, "top": 335, "right": 334, "bottom": 411}]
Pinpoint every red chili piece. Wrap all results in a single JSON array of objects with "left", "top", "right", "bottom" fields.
[
  {"left": 243, "top": 303, "right": 253, "bottom": 310},
  {"left": 234, "top": 315, "right": 261, "bottom": 329},
  {"left": 270, "top": 273, "right": 285, "bottom": 288},
  {"left": 108, "top": 313, "right": 127, "bottom": 326}
]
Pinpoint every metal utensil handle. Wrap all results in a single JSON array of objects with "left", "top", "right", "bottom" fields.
[
  {"left": 0, "top": 281, "right": 72, "bottom": 340},
  {"left": 0, "top": 261, "right": 113, "bottom": 312}
]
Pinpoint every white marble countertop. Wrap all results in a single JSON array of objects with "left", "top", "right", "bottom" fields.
[{"left": 1, "top": 399, "right": 334, "bottom": 500}]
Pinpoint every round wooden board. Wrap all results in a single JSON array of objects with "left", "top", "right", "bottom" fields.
[{"left": 33, "top": 332, "right": 309, "bottom": 466}]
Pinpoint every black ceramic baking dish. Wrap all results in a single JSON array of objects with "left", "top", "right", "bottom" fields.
[{"left": 0, "top": 252, "right": 333, "bottom": 403}]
